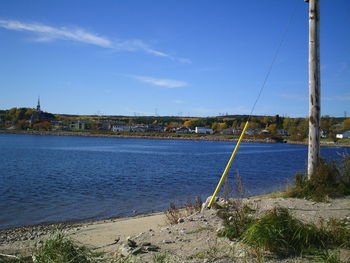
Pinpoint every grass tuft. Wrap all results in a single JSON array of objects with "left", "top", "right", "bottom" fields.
[
  {"left": 33, "top": 233, "right": 102, "bottom": 263},
  {"left": 242, "top": 207, "right": 327, "bottom": 256},
  {"left": 217, "top": 204, "right": 255, "bottom": 241},
  {"left": 0, "top": 256, "right": 33, "bottom": 263},
  {"left": 324, "top": 218, "right": 350, "bottom": 248},
  {"left": 318, "top": 250, "right": 348, "bottom": 263}
]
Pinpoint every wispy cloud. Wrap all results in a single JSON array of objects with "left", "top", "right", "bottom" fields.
[
  {"left": 0, "top": 19, "right": 191, "bottom": 63},
  {"left": 276, "top": 93, "right": 307, "bottom": 101},
  {"left": 173, "top": 99, "right": 184, "bottom": 104},
  {"left": 323, "top": 93, "right": 350, "bottom": 101},
  {"left": 130, "top": 75, "right": 188, "bottom": 88}
]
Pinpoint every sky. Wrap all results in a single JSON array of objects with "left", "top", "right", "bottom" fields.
[{"left": 0, "top": 0, "right": 349, "bottom": 117}]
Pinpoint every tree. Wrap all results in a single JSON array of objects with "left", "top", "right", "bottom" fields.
[
  {"left": 33, "top": 121, "right": 52, "bottom": 131},
  {"left": 267, "top": 123, "right": 278, "bottom": 136},
  {"left": 212, "top": 122, "right": 227, "bottom": 132},
  {"left": 16, "top": 120, "right": 30, "bottom": 130},
  {"left": 343, "top": 118, "right": 350, "bottom": 131},
  {"left": 183, "top": 120, "right": 192, "bottom": 127}
]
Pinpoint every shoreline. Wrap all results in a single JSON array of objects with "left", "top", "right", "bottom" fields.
[
  {"left": 0, "top": 210, "right": 164, "bottom": 233},
  {"left": 1, "top": 129, "right": 349, "bottom": 147},
  {"left": 1, "top": 195, "right": 349, "bottom": 262}
]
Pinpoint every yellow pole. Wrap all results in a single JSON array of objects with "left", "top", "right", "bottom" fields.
[{"left": 207, "top": 121, "right": 249, "bottom": 208}]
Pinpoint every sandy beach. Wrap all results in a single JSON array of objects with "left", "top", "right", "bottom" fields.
[{"left": 1, "top": 196, "right": 350, "bottom": 262}]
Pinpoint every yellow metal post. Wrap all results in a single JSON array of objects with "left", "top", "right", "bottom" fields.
[{"left": 207, "top": 121, "right": 249, "bottom": 208}]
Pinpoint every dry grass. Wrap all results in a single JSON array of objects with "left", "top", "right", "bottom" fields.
[{"left": 164, "top": 196, "right": 202, "bottom": 224}]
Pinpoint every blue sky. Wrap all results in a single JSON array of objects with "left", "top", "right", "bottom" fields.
[{"left": 0, "top": 0, "right": 349, "bottom": 117}]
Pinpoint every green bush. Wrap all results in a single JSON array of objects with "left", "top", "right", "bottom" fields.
[
  {"left": 242, "top": 207, "right": 327, "bottom": 256},
  {"left": 286, "top": 157, "right": 350, "bottom": 201},
  {"left": 217, "top": 204, "right": 255, "bottom": 240}
]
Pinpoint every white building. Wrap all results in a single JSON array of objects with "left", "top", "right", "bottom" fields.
[
  {"left": 336, "top": 131, "right": 350, "bottom": 139},
  {"left": 112, "top": 125, "right": 131, "bottom": 132},
  {"left": 195, "top": 127, "right": 214, "bottom": 134}
]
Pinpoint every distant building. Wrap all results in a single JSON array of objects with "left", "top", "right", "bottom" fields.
[
  {"left": 195, "top": 127, "right": 214, "bottom": 134},
  {"left": 277, "top": 129, "right": 288, "bottom": 136},
  {"left": 50, "top": 120, "right": 63, "bottom": 130},
  {"left": 70, "top": 120, "right": 86, "bottom": 130},
  {"left": 98, "top": 122, "right": 112, "bottom": 131},
  {"left": 245, "top": 129, "right": 255, "bottom": 135},
  {"left": 112, "top": 125, "right": 131, "bottom": 132},
  {"left": 336, "top": 131, "right": 350, "bottom": 139},
  {"left": 176, "top": 127, "right": 192, "bottom": 134},
  {"left": 221, "top": 128, "right": 234, "bottom": 135},
  {"left": 147, "top": 125, "right": 164, "bottom": 132},
  {"left": 260, "top": 129, "right": 270, "bottom": 134},
  {"left": 30, "top": 97, "right": 54, "bottom": 125},
  {"left": 320, "top": 130, "right": 327, "bottom": 139},
  {"left": 30, "top": 97, "right": 43, "bottom": 125}
]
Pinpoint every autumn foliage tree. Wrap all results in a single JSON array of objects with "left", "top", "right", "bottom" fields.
[
  {"left": 33, "top": 121, "right": 52, "bottom": 131},
  {"left": 343, "top": 118, "right": 350, "bottom": 131},
  {"left": 16, "top": 120, "right": 30, "bottom": 130}
]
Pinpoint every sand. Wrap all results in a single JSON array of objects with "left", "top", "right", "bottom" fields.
[{"left": 1, "top": 196, "right": 350, "bottom": 262}]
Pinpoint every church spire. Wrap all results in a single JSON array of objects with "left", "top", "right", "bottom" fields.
[{"left": 37, "top": 96, "right": 41, "bottom": 112}]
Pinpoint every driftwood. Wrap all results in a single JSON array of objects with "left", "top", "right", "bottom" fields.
[{"left": 0, "top": 253, "right": 19, "bottom": 259}]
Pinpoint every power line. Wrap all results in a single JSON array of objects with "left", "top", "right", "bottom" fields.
[{"left": 248, "top": 1, "right": 299, "bottom": 121}]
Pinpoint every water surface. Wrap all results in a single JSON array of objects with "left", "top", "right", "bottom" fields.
[{"left": 0, "top": 134, "right": 347, "bottom": 229}]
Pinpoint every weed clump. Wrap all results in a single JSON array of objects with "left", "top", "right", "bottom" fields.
[
  {"left": 325, "top": 218, "right": 350, "bottom": 248},
  {"left": 165, "top": 196, "right": 202, "bottom": 224},
  {"left": 217, "top": 171, "right": 255, "bottom": 240},
  {"left": 286, "top": 157, "right": 350, "bottom": 201},
  {"left": 33, "top": 233, "right": 101, "bottom": 263},
  {"left": 242, "top": 207, "right": 327, "bottom": 256},
  {"left": 217, "top": 204, "right": 255, "bottom": 241}
]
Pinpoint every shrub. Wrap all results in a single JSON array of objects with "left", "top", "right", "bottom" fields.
[
  {"left": 217, "top": 204, "right": 255, "bottom": 240},
  {"left": 242, "top": 207, "right": 327, "bottom": 256},
  {"left": 286, "top": 157, "right": 350, "bottom": 201}
]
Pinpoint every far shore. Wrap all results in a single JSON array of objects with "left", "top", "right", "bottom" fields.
[{"left": 1, "top": 129, "right": 349, "bottom": 147}]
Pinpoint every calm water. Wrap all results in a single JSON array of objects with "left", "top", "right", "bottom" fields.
[{"left": 0, "top": 134, "right": 348, "bottom": 229}]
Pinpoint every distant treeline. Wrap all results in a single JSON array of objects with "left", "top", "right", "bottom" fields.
[{"left": 0, "top": 107, "right": 349, "bottom": 141}]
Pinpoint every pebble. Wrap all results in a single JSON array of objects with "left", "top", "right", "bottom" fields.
[
  {"left": 162, "top": 239, "right": 174, "bottom": 244},
  {"left": 119, "top": 244, "right": 132, "bottom": 257},
  {"left": 177, "top": 218, "right": 185, "bottom": 223},
  {"left": 145, "top": 245, "right": 160, "bottom": 252},
  {"left": 127, "top": 238, "right": 137, "bottom": 248}
]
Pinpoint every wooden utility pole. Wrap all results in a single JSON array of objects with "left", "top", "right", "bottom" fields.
[{"left": 306, "top": 0, "right": 321, "bottom": 179}]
